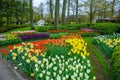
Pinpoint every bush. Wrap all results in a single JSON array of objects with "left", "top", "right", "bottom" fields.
[
  {"left": 0, "top": 38, "right": 22, "bottom": 46},
  {"left": 67, "top": 23, "right": 88, "bottom": 28},
  {"left": 81, "top": 32, "right": 99, "bottom": 37},
  {"left": 0, "top": 24, "right": 30, "bottom": 33},
  {"left": 37, "top": 26, "right": 54, "bottom": 32},
  {"left": 49, "top": 32, "right": 68, "bottom": 39},
  {"left": 91, "top": 23, "right": 120, "bottom": 34},
  {"left": 111, "top": 46, "right": 120, "bottom": 80}
]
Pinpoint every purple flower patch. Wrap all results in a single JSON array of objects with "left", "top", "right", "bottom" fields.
[{"left": 20, "top": 33, "right": 49, "bottom": 41}]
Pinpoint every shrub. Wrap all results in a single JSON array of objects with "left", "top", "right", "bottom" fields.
[
  {"left": 0, "top": 24, "right": 30, "bottom": 33},
  {"left": 81, "top": 32, "right": 99, "bottom": 37},
  {"left": 67, "top": 23, "right": 88, "bottom": 28},
  {"left": 0, "top": 38, "right": 22, "bottom": 46},
  {"left": 111, "top": 46, "right": 120, "bottom": 80},
  {"left": 91, "top": 23, "right": 120, "bottom": 34},
  {"left": 37, "top": 26, "right": 54, "bottom": 32},
  {"left": 49, "top": 32, "right": 68, "bottom": 39}
]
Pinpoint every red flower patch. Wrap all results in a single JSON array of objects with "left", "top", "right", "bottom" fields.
[
  {"left": 8, "top": 46, "right": 13, "bottom": 50},
  {"left": 1, "top": 49, "right": 8, "bottom": 55}
]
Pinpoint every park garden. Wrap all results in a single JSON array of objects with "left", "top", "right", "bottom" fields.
[{"left": 0, "top": 0, "right": 120, "bottom": 80}]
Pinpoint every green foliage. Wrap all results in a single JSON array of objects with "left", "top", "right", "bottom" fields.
[
  {"left": 45, "top": 44, "right": 70, "bottom": 57},
  {"left": 66, "top": 23, "right": 88, "bottom": 30},
  {"left": 111, "top": 46, "right": 120, "bottom": 80},
  {"left": 67, "top": 23, "right": 88, "bottom": 28},
  {"left": 49, "top": 32, "right": 68, "bottom": 39},
  {"left": 93, "top": 34, "right": 120, "bottom": 58},
  {"left": 37, "top": 26, "right": 54, "bottom": 32},
  {"left": 0, "top": 38, "right": 22, "bottom": 46},
  {"left": 83, "top": 37, "right": 110, "bottom": 77},
  {"left": 81, "top": 32, "right": 99, "bottom": 37},
  {"left": 91, "top": 23, "right": 120, "bottom": 34},
  {"left": 0, "top": 24, "right": 30, "bottom": 33}
]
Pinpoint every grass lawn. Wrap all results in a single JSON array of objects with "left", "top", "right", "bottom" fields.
[
  {"left": 83, "top": 37, "right": 110, "bottom": 80},
  {"left": 4, "top": 25, "right": 39, "bottom": 34}
]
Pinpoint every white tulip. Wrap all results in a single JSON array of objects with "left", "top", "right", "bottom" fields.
[
  {"left": 35, "top": 64, "right": 38, "bottom": 68},
  {"left": 39, "top": 73, "right": 43, "bottom": 78},
  {"left": 35, "top": 68, "right": 39, "bottom": 72},
  {"left": 47, "top": 71, "right": 50, "bottom": 75},
  {"left": 53, "top": 67, "right": 57, "bottom": 71},
  {"left": 53, "top": 72, "right": 56, "bottom": 77},
  {"left": 87, "top": 69, "right": 91, "bottom": 73},
  {"left": 87, "top": 60, "right": 90, "bottom": 63},
  {"left": 66, "top": 75, "right": 69, "bottom": 79},
  {"left": 79, "top": 73, "right": 83, "bottom": 77},
  {"left": 93, "top": 76, "right": 96, "bottom": 80},
  {"left": 59, "top": 70, "right": 62, "bottom": 74},
  {"left": 46, "top": 76, "right": 50, "bottom": 80},
  {"left": 41, "top": 64, "right": 44, "bottom": 68}
]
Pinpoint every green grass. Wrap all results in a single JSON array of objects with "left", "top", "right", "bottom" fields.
[
  {"left": 4, "top": 25, "right": 40, "bottom": 34},
  {"left": 83, "top": 37, "right": 110, "bottom": 78}
]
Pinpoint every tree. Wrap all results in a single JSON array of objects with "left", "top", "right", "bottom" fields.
[
  {"left": 67, "top": 0, "right": 70, "bottom": 23},
  {"left": 75, "top": 0, "right": 79, "bottom": 23},
  {"left": 29, "top": 0, "right": 34, "bottom": 30},
  {"left": 62, "top": 0, "right": 67, "bottom": 25},
  {"left": 49, "top": 0, "right": 53, "bottom": 19},
  {"left": 54, "top": 0, "right": 60, "bottom": 29},
  {"left": 84, "top": 0, "right": 98, "bottom": 26}
]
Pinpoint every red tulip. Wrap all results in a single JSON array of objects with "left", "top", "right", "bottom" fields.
[{"left": 1, "top": 49, "right": 8, "bottom": 55}]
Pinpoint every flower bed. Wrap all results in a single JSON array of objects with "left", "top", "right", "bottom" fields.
[
  {"left": 80, "top": 28, "right": 97, "bottom": 32},
  {"left": 12, "top": 30, "right": 35, "bottom": 36},
  {"left": 20, "top": 33, "right": 50, "bottom": 41},
  {"left": 93, "top": 33, "right": 120, "bottom": 57},
  {"left": 0, "top": 34, "right": 21, "bottom": 46},
  {"left": 0, "top": 34, "right": 6, "bottom": 41},
  {"left": 1, "top": 35, "right": 95, "bottom": 80}
]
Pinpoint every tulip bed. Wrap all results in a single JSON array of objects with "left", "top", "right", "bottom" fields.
[
  {"left": 1, "top": 35, "right": 96, "bottom": 80},
  {"left": 20, "top": 33, "right": 50, "bottom": 41},
  {"left": 12, "top": 30, "right": 35, "bottom": 36},
  {"left": 93, "top": 33, "right": 120, "bottom": 57}
]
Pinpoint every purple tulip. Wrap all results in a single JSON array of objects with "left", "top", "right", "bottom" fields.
[{"left": 20, "top": 33, "right": 49, "bottom": 41}]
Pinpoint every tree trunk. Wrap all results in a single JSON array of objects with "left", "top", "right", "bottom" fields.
[
  {"left": 67, "top": 0, "right": 70, "bottom": 23},
  {"left": 7, "top": 16, "right": 10, "bottom": 26},
  {"left": 30, "top": 0, "right": 34, "bottom": 30},
  {"left": 62, "top": 0, "right": 67, "bottom": 25},
  {"left": 89, "top": 0, "right": 93, "bottom": 26},
  {"left": 21, "top": 0, "right": 26, "bottom": 25},
  {"left": 112, "top": 0, "right": 115, "bottom": 17},
  {"left": 0, "top": 16, "right": 2, "bottom": 27},
  {"left": 50, "top": 0, "right": 53, "bottom": 19},
  {"left": 54, "top": 0, "right": 59, "bottom": 29},
  {"left": 76, "top": 0, "right": 78, "bottom": 23}
]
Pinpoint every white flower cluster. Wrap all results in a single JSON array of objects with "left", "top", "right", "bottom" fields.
[
  {"left": 34, "top": 55, "right": 95, "bottom": 80},
  {"left": 0, "top": 34, "right": 6, "bottom": 41}
]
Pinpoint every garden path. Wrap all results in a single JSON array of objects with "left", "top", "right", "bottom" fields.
[{"left": 0, "top": 54, "right": 25, "bottom": 80}]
